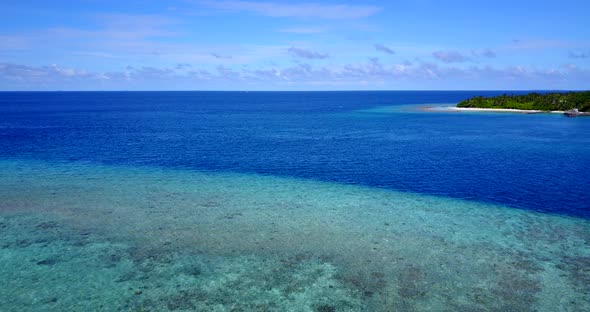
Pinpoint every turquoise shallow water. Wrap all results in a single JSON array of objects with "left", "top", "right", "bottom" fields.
[{"left": 1, "top": 159, "right": 588, "bottom": 311}]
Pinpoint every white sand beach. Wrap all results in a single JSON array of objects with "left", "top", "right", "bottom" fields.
[{"left": 425, "top": 106, "right": 564, "bottom": 114}]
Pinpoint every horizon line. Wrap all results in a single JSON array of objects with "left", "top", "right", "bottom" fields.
[{"left": 0, "top": 89, "right": 587, "bottom": 92}]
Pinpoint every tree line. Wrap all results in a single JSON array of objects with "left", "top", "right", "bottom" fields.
[{"left": 457, "top": 91, "right": 590, "bottom": 112}]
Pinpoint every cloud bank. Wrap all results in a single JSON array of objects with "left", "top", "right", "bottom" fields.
[{"left": 2, "top": 61, "right": 588, "bottom": 90}]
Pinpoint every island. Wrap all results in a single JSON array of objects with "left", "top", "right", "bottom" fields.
[{"left": 456, "top": 91, "right": 590, "bottom": 116}]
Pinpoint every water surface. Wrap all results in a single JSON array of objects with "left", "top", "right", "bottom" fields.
[{"left": 0, "top": 91, "right": 588, "bottom": 311}]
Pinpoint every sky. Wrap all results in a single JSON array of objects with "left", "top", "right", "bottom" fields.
[{"left": 0, "top": 0, "right": 589, "bottom": 90}]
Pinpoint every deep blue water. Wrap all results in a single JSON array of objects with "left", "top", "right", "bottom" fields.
[{"left": 1, "top": 91, "right": 589, "bottom": 218}]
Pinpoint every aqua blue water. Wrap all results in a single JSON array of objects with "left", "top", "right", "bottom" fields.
[{"left": 0, "top": 91, "right": 589, "bottom": 311}]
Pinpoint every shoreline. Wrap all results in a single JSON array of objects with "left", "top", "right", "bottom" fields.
[{"left": 423, "top": 106, "right": 565, "bottom": 114}]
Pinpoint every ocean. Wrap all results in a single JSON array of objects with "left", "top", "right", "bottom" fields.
[{"left": 0, "top": 91, "right": 588, "bottom": 311}]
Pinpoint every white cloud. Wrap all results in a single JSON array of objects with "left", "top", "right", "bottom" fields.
[
  {"left": 432, "top": 50, "right": 469, "bottom": 63},
  {"left": 471, "top": 49, "right": 496, "bottom": 58},
  {"left": 287, "top": 47, "right": 329, "bottom": 59},
  {"left": 0, "top": 63, "right": 95, "bottom": 80},
  {"left": 374, "top": 44, "right": 395, "bottom": 55},
  {"left": 433, "top": 48, "right": 496, "bottom": 63},
  {"left": 211, "top": 53, "right": 233, "bottom": 59}
]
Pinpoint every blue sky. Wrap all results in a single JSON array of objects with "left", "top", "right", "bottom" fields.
[{"left": 1, "top": 0, "right": 589, "bottom": 90}]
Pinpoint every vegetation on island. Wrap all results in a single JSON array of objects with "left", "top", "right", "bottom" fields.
[{"left": 457, "top": 91, "right": 590, "bottom": 112}]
